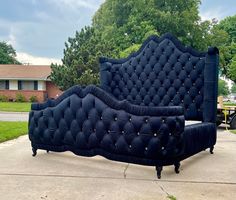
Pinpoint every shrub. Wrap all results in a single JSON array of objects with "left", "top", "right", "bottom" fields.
[
  {"left": 15, "top": 93, "right": 27, "bottom": 102},
  {"left": 29, "top": 95, "right": 38, "bottom": 102},
  {"left": 0, "top": 94, "right": 8, "bottom": 102}
]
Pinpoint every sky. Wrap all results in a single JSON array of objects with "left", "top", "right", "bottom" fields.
[{"left": 0, "top": 0, "right": 235, "bottom": 65}]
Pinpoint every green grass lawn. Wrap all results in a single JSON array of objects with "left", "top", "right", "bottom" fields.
[
  {"left": 0, "top": 121, "right": 28, "bottom": 143},
  {"left": 230, "top": 130, "right": 236, "bottom": 134},
  {"left": 0, "top": 102, "right": 31, "bottom": 112},
  {"left": 223, "top": 102, "right": 236, "bottom": 106}
]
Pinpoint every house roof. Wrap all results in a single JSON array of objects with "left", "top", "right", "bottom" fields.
[{"left": 0, "top": 65, "right": 52, "bottom": 81}]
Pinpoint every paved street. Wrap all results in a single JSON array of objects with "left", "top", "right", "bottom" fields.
[
  {"left": 0, "top": 127, "right": 235, "bottom": 200},
  {"left": 0, "top": 111, "right": 29, "bottom": 121}
]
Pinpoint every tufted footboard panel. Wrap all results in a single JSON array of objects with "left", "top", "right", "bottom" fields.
[{"left": 29, "top": 85, "right": 185, "bottom": 166}]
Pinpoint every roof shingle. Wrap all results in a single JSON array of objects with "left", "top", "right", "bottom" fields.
[{"left": 0, "top": 65, "right": 52, "bottom": 80}]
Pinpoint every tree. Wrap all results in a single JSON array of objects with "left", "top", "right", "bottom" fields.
[
  {"left": 92, "top": 0, "right": 209, "bottom": 51},
  {"left": 228, "top": 53, "right": 236, "bottom": 82},
  {"left": 213, "top": 15, "right": 236, "bottom": 82},
  {"left": 0, "top": 42, "right": 20, "bottom": 64},
  {"left": 231, "top": 83, "right": 236, "bottom": 93},
  {"left": 217, "top": 15, "right": 236, "bottom": 43},
  {"left": 51, "top": 0, "right": 227, "bottom": 89},
  {"left": 50, "top": 26, "right": 117, "bottom": 90},
  {"left": 218, "top": 79, "right": 230, "bottom": 96}
]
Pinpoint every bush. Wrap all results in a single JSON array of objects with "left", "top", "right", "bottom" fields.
[
  {"left": 0, "top": 94, "right": 8, "bottom": 102},
  {"left": 29, "top": 95, "right": 38, "bottom": 102},
  {"left": 15, "top": 93, "right": 27, "bottom": 102}
]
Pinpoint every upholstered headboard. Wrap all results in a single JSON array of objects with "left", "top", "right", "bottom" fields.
[{"left": 100, "top": 33, "right": 219, "bottom": 122}]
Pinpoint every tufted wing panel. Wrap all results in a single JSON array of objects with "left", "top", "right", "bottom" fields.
[
  {"left": 29, "top": 85, "right": 185, "bottom": 161},
  {"left": 100, "top": 33, "right": 219, "bottom": 121}
]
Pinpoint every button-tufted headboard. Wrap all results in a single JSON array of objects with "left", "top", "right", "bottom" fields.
[{"left": 100, "top": 33, "right": 219, "bottom": 122}]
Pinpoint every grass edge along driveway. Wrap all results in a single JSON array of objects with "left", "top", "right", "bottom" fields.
[
  {"left": 0, "top": 121, "right": 28, "bottom": 143},
  {"left": 0, "top": 102, "right": 31, "bottom": 112}
]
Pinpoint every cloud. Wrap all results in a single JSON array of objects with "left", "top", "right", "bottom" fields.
[
  {"left": 200, "top": 7, "right": 225, "bottom": 21},
  {"left": 17, "top": 52, "right": 62, "bottom": 65},
  {"left": 51, "top": 0, "right": 104, "bottom": 10},
  {"left": 8, "top": 33, "right": 17, "bottom": 47}
]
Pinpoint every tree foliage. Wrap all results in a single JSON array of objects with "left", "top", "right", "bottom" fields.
[
  {"left": 50, "top": 0, "right": 232, "bottom": 90},
  {"left": 0, "top": 42, "right": 20, "bottom": 64},
  {"left": 50, "top": 27, "right": 118, "bottom": 90},
  {"left": 231, "top": 83, "right": 236, "bottom": 94},
  {"left": 218, "top": 79, "right": 230, "bottom": 96},
  {"left": 213, "top": 15, "right": 236, "bottom": 82}
]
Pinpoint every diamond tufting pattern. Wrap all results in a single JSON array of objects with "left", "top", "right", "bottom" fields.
[
  {"left": 29, "top": 86, "right": 185, "bottom": 161},
  {"left": 100, "top": 37, "right": 206, "bottom": 120}
]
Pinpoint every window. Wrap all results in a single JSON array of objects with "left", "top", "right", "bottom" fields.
[
  {"left": 18, "top": 80, "right": 38, "bottom": 90},
  {"left": 0, "top": 80, "right": 9, "bottom": 90},
  {"left": 34, "top": 81, "right": 38, "bottom": 90}
]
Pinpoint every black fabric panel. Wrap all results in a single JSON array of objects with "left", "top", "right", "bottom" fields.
[
  {"left": 203, "top": 50, "right": 219, "bottom": 123},
  {"left": 29, "top": 85, "right": 185, "bottom": 163},
  {"left": 183, "top": 122, "right": 216, "bottom": 157},
  {"left": 31, "top": 85, "right": 184, "bottom": 116},
  {"left": 100, "top": 33, "right": 218, "bottom": 121}
]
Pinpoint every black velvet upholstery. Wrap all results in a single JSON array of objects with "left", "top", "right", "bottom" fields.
[
  {"left": 29, "top": 85, "right": 185, "bottom": 165},
  {"left": 28, "top": 33, "right": 219, "bottom": 175},
  {"left": 100, "top": 34, "right": 218, "bottom": 122}
]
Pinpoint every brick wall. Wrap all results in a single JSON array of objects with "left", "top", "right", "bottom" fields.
[
  {"left": 0, "top": 90, "right": 46, "bottom": 102},
  {"left": 0, "top": 82, "right": 63, "bottom": 103},
  {"left": 46, "top": 81, "right": 63, "bottom": 99}
]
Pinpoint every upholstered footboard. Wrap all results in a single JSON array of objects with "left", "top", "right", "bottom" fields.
[
  {"left": 28, "top": 85, "right": 185, "bottom": 178},
  {"left": 183, "top": 122, "right": 217, "bottom": 157}
]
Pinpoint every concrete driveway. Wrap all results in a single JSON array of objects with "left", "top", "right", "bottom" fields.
[
  {"left": 0, "top": 111, "right": 29, "bottom": 121},
  {"left": 0, "top": 127, "right": 235, "bottom": 200}
]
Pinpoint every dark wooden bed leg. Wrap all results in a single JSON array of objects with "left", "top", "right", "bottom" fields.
[
  {"left": 156, "top": 166, "right": 163, "bottom": 179},
  {"left": 46, "top": 150, "right": 49, "bottom": 153},
  {"left": 210, "top": 146, "right": 214, "bottom": 154},
  {"left": 32, "top": 147, "right": 37, "bottom": 157},
  {"left": 174, "top": 162, "right": 180, "bottom": 174}
]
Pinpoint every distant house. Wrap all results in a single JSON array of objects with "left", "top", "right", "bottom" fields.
[{"left": 0, "top": 65, "right": 62, "bottom": 102}]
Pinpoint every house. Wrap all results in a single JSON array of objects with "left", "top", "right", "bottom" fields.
[{"left": 0, "top": 65, "right": 62, "bottom": 102}]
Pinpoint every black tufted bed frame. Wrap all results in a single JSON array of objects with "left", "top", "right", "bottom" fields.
[{"left": 28, "top": 33, "right": 219, "bottom": 178}]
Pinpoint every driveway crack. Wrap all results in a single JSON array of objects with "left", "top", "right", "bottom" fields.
[
  {"left": 155, "top": 182, "right": 169, "bottom": 196},
  {"left": 123, "top": 163, "right": 129, "bottom": 178}
]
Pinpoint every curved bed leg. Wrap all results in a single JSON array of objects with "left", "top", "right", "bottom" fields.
[
  {"left": 174, "top": 162, "right": 180, "bottom": 174},
  {"left": 46, "top": 150, "right": 49, "bottom": 153},
  {"left": 32, "top": 147, "right": 37, "bottom": 157},
  {"left": 156, "top": 166, "right": 163, "bottom": 179},
  {"left": 210, "top": 146, "right": 214, "bottom": 154}
]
